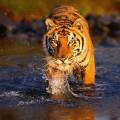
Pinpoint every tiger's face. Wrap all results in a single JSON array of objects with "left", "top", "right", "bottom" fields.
[{"left": 44, "top": 18, "right": 86, "bottom": 66}]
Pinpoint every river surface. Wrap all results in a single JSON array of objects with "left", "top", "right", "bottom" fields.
[{"left": 0, "top": 46, "right": 120, "bottom": 120}]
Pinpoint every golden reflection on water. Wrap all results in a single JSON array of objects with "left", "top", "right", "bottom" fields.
[
  {"left": 0, "top": 105, "right": 95, "bottom": 120},
  {"left": 0, "top": 107, "right": 18, "bottom": 120},
  {"left": 45, "top": 105, "right": 95, "bottom": 120}
]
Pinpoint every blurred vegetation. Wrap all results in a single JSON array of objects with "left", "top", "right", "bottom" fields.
[
  {"left": 0, "top": 0, "right": 120, "bottom": 20},
  {"left": 0, "top": 0, "right": 119, "bottom": 55}
]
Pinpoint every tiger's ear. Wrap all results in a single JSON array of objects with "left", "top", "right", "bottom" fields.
[
  {"left": 73, "top": 18, "right": 82, "bottom": 30},
  {"left": 45, "top": 18, "right": 56, "bottom": 30}
]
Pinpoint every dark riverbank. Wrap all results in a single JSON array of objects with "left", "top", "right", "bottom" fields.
[{"left": 0, "top": 13, "right": 120, "bottom": 48}]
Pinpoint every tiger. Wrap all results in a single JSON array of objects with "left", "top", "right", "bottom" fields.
[{"left": 43, "top": 5, "right": 95, "bottom": 95}]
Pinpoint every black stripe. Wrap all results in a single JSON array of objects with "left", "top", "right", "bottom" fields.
[
  {"left": 80, "top": 48, "right": 89, "bottom": 63},
  {"left": 81, "top": 37, "right": 84, "bottom": 50},
  {"left": 73, "top": 33, "right": 76, "bottom": 37},
  {"left": 46, "top": 37, "right": 53, "bottom": 56},
  {"left": 75, "top": 51, "right": 81, "bottom": 56},
  {"left": 72, "top": 38, "right": 81, "bottom": 56},
  {"left": 46, "top": 37, "right": 48, "bottom": 49},
  {"left": 77, "top": 38, "right": 80, "bottom": 47},
  {"left": 80, "top": 63, "right": 89, "bottom": 71}
]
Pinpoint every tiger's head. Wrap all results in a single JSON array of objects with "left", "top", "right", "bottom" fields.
[{"left": 43, "top": 18, "right": 88, "bottom": 71}]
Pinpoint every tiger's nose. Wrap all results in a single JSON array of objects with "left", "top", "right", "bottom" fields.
[
  {"left": 57, "top": 51, "right": 71, "bottom": 63},
  {"left": 56, "top": 58, "right": 71, "bottom": 64},
  {"left": 59, "top": 58, "right": 66, "bottom": 62},
  {"left": 56, "top": 58, "right": 65, "bottom": 64}
]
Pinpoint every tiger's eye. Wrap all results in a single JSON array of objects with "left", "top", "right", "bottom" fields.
[
  {"left": 68, "top": 37, "right": 75, "bottom": 45},
  {"left": 50, "top": 40, "right": 57, "bottom": 48},
  {"left": 78, "top": 25, "right": 81, "bottom": 30}
]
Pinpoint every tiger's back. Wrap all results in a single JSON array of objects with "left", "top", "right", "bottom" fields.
[{"left": 48, "top": 5, "right": 88, "bottom": 27}]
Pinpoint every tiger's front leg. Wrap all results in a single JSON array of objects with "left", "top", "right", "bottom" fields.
[
  {"left": 73, "top": 54, "right": 95, "bottom": 86},
  {"left": 45, "top": 66, "right": 69, "bottom": 95},
  {"left": 82, "top": 54, "right": 95, "bottom": 86}
]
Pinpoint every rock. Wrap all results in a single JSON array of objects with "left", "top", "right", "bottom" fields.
[
  {"left": 109, "top": 30, "right": 120, "bottom": 37},
  {"left": 108, "top": 19, "right": 120, "bottom": 31},
  {"left": 85, "top": 14, "right": 104, "bottom": 35},
  {"left": 31, "top": 19, "right": 46, "bottom": 40},
  {"left": 11, "top": 19, "right": 46, "bottom": 44},
  {"left": 100, "top": 36, "right": 119, "bottom": 47},
  {"left": 0, "top": 13, "right": 15, "bottom": 33},
  {"left": 108, "top": 19, "right": 120, "bottom": 37},
  {"left": 98, "top": 15, "right": 120, "bottom": 37},
  {"left": 13, "top": 19, "right": 35, "bottom": 33},
  {"left": 98, "top": 15, "right": 114, "bottom": 26},
  {"left": 0, "top": 24, "right": 8, "bottom": 38},
  {"left": 86, "top": 14, "right": 120, "bottom": 46},
  {"left": 85, "top": 14, "right": 96, "bottom": 27}
]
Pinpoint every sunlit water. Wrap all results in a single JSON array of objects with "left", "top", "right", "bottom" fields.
[{"left": 0, "top": 46, "right": 120, "bottom": 120}]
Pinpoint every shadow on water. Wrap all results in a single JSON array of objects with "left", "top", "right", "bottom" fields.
[{"left": 0, "top": 45, "right": 120, "bottom": 120}]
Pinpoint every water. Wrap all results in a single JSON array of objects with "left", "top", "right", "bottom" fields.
[{"left": 0, "top": 46, "right": 120, "bottom": 120}]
